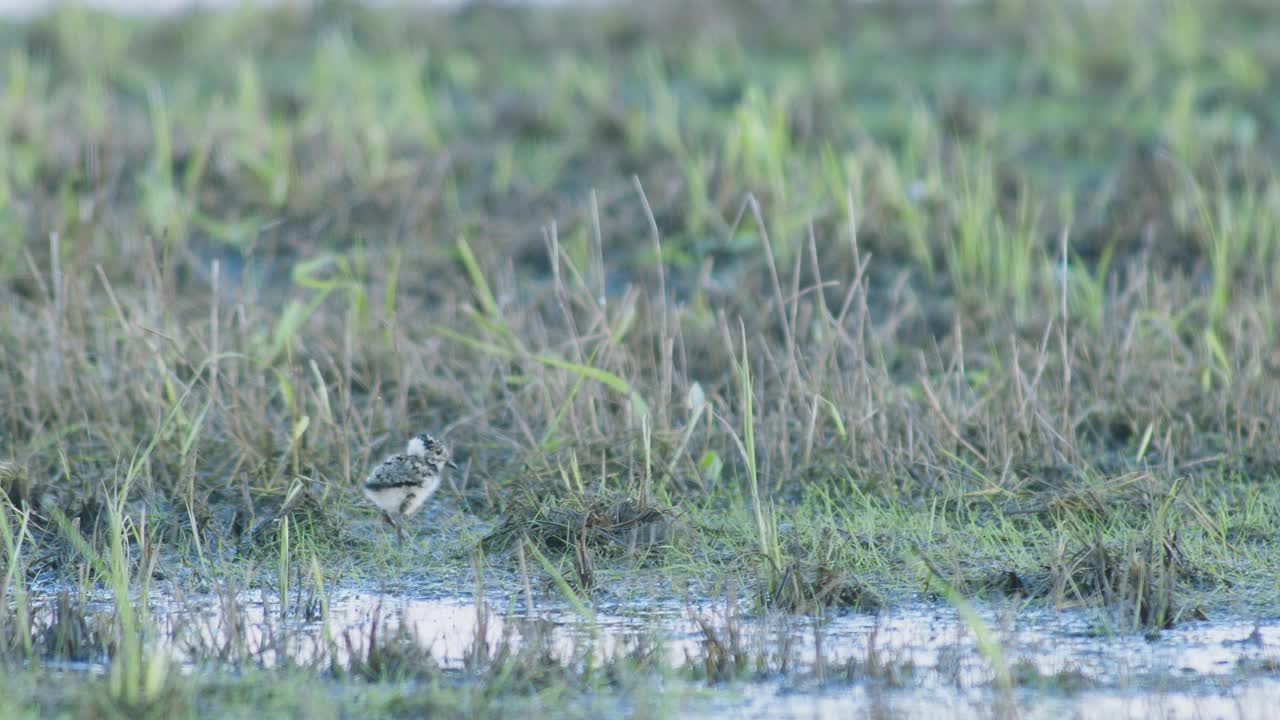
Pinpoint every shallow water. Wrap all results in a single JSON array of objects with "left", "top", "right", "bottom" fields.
[{"left": 31, "top": 583, "right": 1280, "bottom": 718}]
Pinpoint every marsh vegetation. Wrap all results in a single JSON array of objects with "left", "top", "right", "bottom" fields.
[{"left": 2, "top": 0, "right": 1280, "bottom": 716}]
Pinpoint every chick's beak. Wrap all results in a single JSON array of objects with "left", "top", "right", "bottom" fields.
[{"left": 446, "top": 458, "right": 459, "bottom": 470}]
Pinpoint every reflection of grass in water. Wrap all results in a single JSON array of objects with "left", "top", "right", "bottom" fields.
[
  {"left": 2, "top": 0, "right": 1280, "bottom": 715},
  {"left": 6, "top": 578, "right": 1277, "bottom": 717}
]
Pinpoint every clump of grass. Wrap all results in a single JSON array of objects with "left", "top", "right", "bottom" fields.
[
  {"left": 237, "top": 477, "right": 351, "bottom": 553},
  {"left": 30, "top": 590, "right": 115, "bottom": 664},
  {"left": 685, "top": 590, "right": 911, "bottom": 688},
  {"left": 688, "top": 608, "right": 750, "bottom": 684},
  {"left": 1050, "top": 528, "right": 1206, "bottom": 633},
  {"left": 765, "top": 557, "right": 881, "bottom": 614},
  {"left": 482, "top": 494, "right": 675, "bottom": 560},
  {"left": 335, "top": 611, "right": 440, "bottom": 683},
  {"left": 755, "top": 527, "right": 882, "bottom": 613}
]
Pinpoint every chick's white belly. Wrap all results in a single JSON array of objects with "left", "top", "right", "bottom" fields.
[{"left": 364, "top": 476, "right": 441, "bottom": 516}]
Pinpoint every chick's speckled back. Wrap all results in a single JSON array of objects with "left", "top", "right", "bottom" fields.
[{"left": 364, "top": 453, "right": 433, "bottom": 490}]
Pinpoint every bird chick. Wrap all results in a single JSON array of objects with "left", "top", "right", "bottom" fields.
[{"left": 363, "top": 433, "right": 457, "bottom": 540}]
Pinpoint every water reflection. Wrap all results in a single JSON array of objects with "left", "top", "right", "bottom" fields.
[{"left": 28, "top": 586, "right": 1280, "bottom": 718}]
